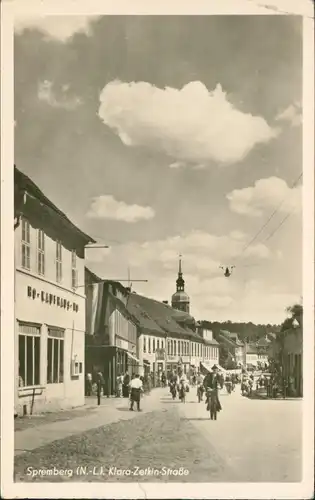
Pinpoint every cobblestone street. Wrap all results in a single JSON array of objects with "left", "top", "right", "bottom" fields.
[{"left": 14, "top": 386, "right": 302, "bottom": 483}]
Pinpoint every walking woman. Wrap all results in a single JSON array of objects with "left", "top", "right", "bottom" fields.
[{"left": 129, "top": 374, "right": 143, "bottom": 411}]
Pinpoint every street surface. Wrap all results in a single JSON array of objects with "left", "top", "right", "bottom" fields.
[{"left": 14, "top": 386, "right": 302, "bottom": 483}]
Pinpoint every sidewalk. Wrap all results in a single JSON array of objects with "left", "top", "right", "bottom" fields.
[{"left": 15, "top": 388, "right": 166, "bottom": 457}]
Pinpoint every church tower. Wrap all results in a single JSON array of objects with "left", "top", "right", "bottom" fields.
[{"left": 171, "top": 255, "right": 190, "bottom": 313}]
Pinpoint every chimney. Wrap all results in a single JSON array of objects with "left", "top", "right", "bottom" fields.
[{"left": 162, "top": 300, "right": 168, "bottom": 305}]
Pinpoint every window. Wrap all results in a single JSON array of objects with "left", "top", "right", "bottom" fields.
[
  {"left": 21, "top": 219, "right": 31, "bottom": 270},
  {"left": 18, "top": 322, "right": 40, "bottom": 387},
  {"left": 71, "top": 250, "right": 78, "bottom": 289},
  {"left": 168, "top": 340, "right": 171, "bottom": 355},
  {"left": 157, "top": 339, "right": 160, "bottom": 350},
  {"left": 143, "top": 336, "right": 147, "bottom": 353},
  {"left": 37, "top": 229, "right": 45, "bottom": 275},
  {"left": 47, "top": 327, "right": 64, "bottom": 384},
  {"left": 170, "top": 340, "right": 173, "bottom": 356},
  {"left": 56, "top": 241, "right": 62, "bottom": 283},
  {"left": 161, "top": 340, "right": 164, "bottom": 349},
  {"left": 148, "top": 337, "right": 151, "bottom": 353},
  {"left": 153, "top": 338, "right": 156, "bottom": 353}
]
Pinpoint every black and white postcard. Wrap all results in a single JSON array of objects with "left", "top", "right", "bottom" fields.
[{"left": 1, "top": 0, "right": 314, "bottom": 498}]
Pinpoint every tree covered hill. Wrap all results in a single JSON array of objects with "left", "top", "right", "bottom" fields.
[{"left": 199, "top": 320, "right": 281, "bottom": 343}]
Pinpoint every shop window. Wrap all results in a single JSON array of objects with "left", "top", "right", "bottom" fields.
[
  {"left": 47, "top": 327, "right": 64, "bottom": 384},
  {"left": 56, "top": 241, "right": 62, "bottom": 283},
  {"left": 21, "top": 218, "right": 31, "bottom": 270},
  {"left": 37, "top": 229, "right": 45, "bottom": 276},
  {"left": 18, "top": 322, "right": 40, "bottom": 387}
]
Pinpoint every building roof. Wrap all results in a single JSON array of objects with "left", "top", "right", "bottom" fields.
[
  {"left": 127, "top": 293, "right": 201, "bottom": 340},
  {"left": 219, "top": 330, "right": 244, "bottom": 347},
  {"left": 126, "top": 295, "right": 166, "bottom": 336},
  {"left": 203, "top": 338, "right": 219, "bottom": 346},
  {"left": 256, "top": 337, "right": 271, "bottom": 347},
  {"left": 15, "top": 166, "right": 95, "bottom": 244}
]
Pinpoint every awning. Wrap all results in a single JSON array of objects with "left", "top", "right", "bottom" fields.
[
  {"left": 201, "top": 362, "right": 227, "bottom": 374},
  {"left": 217, "top": 364, "right": 227, "bottom": 374},
  {"left": 200, "top": 362, "right": 212, "bottom": 373},
  {"left": 127, "top": 352, "right": 139, "bottom": 363}
]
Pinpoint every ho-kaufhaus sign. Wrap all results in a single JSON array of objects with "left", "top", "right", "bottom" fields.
[{"left": 27, "top": 286, "right": 79, "bottom": 312}]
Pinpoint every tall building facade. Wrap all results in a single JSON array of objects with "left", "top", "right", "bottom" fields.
[
  {"left": 14, "top": 166, "right": 95, "bottom": 415},
  {"left": 171, "top": 256, "right": 190, "bottom": 313}
]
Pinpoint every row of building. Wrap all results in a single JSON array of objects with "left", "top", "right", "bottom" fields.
[{"left": 14, "top": 166, "right": 302, "bottom": 416}]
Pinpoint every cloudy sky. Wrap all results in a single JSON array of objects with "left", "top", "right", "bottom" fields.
[{"left": 14, "top": 15, "right": 303, "bottom": 324}]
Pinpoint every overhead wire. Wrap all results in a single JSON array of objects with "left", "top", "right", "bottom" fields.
[{"left": 236, "top": 172, "right": 302, "bottom": 259}]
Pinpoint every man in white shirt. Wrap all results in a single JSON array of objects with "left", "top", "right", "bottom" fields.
[{"left": 129, "top": 374, "right": 143, "bottom": 411}]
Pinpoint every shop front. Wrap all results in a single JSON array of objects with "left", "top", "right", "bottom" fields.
[
  {"left": 85, "top": 344, "right": 139, "bottom": 396},
  {"left": 15, "top": 271, "right": 86, "bottom": 415}
]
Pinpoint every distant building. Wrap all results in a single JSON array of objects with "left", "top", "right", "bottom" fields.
[
  {"left": 281, "top": 325, "right": 302, "bottom": 396},
  {"left": 218, "top": 330, "right": 246, "bottom": 368},
  {"left": 85, "top": 268, "right": 138, "bottom": 396},
  {"left": 196, "top": 322, "right": 219, "bottom": 369},
  {"left": 14, "top": 166, "right": 95, "bottom": 415},
  {"left": 255, "top": 336, "right": 271, "bottom": 367},
  {"left": 245, "top": 343, "right": 259, "bottom": 368},
  {"left": 127, "top": 292, "right": 202, "bottom": 377},
  {"left": 171, "top": 255, "right": 190, "bottom": 313},
  {"left": 270, "top": 323, "right": 303, "bottom": 397}
]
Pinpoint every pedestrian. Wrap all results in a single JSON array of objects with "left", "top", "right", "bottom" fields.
[
  {"left": 129, "top": 374, "right": 143, "bottom": 411},
  {"left": 203, "top": 365, "right": 222, "bottom": 412},
  {"left": 116, "top": 373, "right": 123, "bottom": 398},
  {"left": 122, "top": 371, "right": 130, "bottom": 398},
  {"left": 196, "top": 371, "right": 205, "bottom": 401},
  {"left": 85, "top": 372, "right": 92, "bottom": 396}
]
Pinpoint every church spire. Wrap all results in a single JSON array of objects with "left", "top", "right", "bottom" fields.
[
  {"left": 176, "top": 254, "right": 185, "bottom": 292},
  {"left": 171, "top": 253, "right": 190, "bottom": 313}
]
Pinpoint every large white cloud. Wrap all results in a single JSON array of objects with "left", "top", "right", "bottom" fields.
[
  {"left": 227, "top": 177, "right": 302, "bottom": 217},
  {"left": 98, "top": 81, "right": 278, "bottom": 166},
  {"left": 87, "top": 195, "right": 155, "bottom": 223},
  {"left": 14, "top": 15, "right": 99, "bottom": 41}
]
